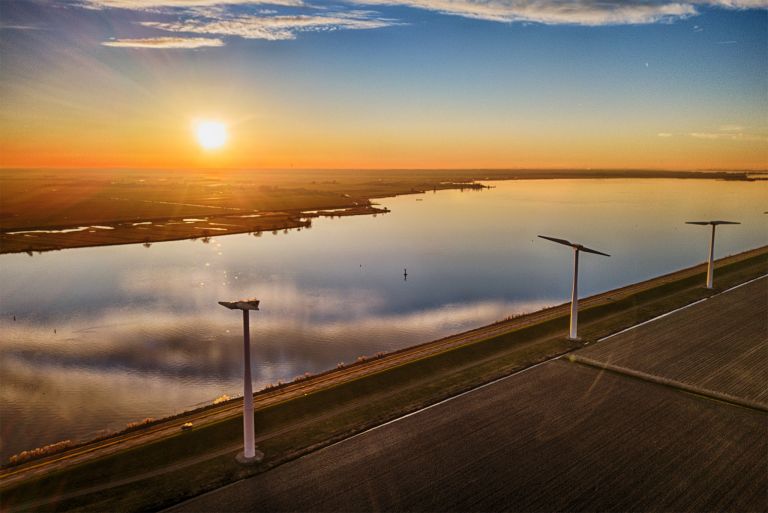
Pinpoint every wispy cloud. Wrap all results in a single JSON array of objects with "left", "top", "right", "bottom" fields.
[
  {"left": 101, "top": 36, "right": 225, "bottom": 47},
  {"left": 657, "top": 127, "right": 766, "bottom": 141},
  {"left": 690, "top": 132, "right": 768, "bottom": 141},
  {"left": 350, "top": 0, "right": 696, "bottom": 24},
  {"left": 0, "top": 23, "right": 47, "bottom": 31},
  {"left": 142, "top": 11, "right": 398, "bottom": 41},
  {"left": 89, "top": 0, "right": 768, "bottom": 49},
  {"left": 80, "top": 0, "right": 768, "bottom": 16},
  {"left": 82, "top": 0, "right": 304, "bottom": 9},
  {"left": 704, "top": 0, "right": 768, "bottom": 7},
  {"left": 349, "top": 0, "right": 767, "bottom": 25}
]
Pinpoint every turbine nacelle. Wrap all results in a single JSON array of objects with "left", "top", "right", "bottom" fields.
[
  {"left": 537, "top": 235, "right": 610, "bottom": 257},
  {"left": 685, "top": 220, "right": 740, "bottom": 226}
]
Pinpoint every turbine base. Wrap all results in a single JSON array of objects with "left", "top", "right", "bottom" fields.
[{"left": 236, "top": 450, "right": 264, "bottom": 465}]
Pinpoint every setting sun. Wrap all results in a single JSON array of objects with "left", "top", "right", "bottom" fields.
[{"left": 194, "top": 120, "right": 228, "bottom": 150}]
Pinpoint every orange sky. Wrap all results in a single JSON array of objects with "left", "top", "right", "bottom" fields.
[
  {"left": 2, "top": 119, "right": 765, "bottom": 171},
  {"left": 1, "top": 1, "right": 766, "bottom": 171}
]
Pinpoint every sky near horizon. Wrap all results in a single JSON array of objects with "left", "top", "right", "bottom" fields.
[{"left": 0, "top": 1, "right": 766, "bottom": 170}]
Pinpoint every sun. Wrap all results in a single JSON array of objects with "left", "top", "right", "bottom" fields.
[{"left": 194, "top": 120, "right": 228, "bottom": 150}]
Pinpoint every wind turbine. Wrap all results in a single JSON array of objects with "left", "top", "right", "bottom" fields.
[
  {"left": 218, "top": 298, "right": 264, "bottom": 464},
  {"left": 538, "top": 235, "right": 610, "bottom": 340},
  {"left": 685, "top": 220, "right": 740, "bottom": 289}
]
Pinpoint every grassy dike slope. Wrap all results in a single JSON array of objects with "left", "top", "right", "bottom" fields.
[{"left": 1, "top": 246, "right": 766, "bottom": 512}]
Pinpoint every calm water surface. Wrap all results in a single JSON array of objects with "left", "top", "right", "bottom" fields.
[{"left": 1, "top": 178, "right": 766, "bottom": 459}]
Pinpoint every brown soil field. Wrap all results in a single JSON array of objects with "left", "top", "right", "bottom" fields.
[
  {"left": 0, "top": 168, "right": 749, "bottom": 253},
  {"left": 170, "top": 360, "right": 767, "bottom": 513},
  {"left": 576, "top": 276, "right": 768, "bottom": 407}
]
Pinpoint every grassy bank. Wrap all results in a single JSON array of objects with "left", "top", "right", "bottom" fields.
[{"left": 2, "top": 247, "right": 766, "bottom": 512}]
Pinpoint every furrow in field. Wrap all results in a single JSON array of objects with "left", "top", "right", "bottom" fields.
[{"left": 577, "top": 276, "right": 768, "bottom": 406}]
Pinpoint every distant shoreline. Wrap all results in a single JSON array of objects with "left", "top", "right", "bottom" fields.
[{"left": 0, "top": 169, "right": 760, "bottom": 255}]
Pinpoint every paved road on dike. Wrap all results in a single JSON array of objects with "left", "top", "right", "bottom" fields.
[{"left": 171, "top": 276, "right": 768, "bottom": 513}]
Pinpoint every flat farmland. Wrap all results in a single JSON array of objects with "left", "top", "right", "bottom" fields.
[
  {"left": 172, "top": 359, "right": 766, "bottom": 513},
  {"left": 576, "top": 276, "right": 768, "bottom": 408}
]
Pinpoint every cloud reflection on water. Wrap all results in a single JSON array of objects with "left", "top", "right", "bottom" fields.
[
  {"left": 1, "top": 298, "right": 549, "bottom": 379},
  {"left": 0, "top": 288, "right": 548, "bottom": 458}
]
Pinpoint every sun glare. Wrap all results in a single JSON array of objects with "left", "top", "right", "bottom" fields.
[{"left": 194, "top": 120, "right": 228, "bottom": 150}]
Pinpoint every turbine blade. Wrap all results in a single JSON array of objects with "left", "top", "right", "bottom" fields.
[
  {"left": 538, "top": 235, "right": 573, "bottom": 247},
  {"left": 685, "top": 221, "right": 711, "bottom": 225},
  {"left": 580, "top": 246, "right": 611, "bottom": 257},
  {"left": 711, "top": 220, "right": 740, "bottom": 225}
]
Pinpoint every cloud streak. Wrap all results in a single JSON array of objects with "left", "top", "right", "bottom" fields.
[
  {"left": 101, "top": 36, "right": 225, "bottom": 47},
  {"left": 83, "top": 0, "right": 768, "bottom": 19},
  {"left": 350, "top": 0, "right": 704, "bottom": 25},
  {"left": 142, "top": 11, "right": 398, "bottom": 41},
  {"left": 689, "top": 131, "right": 768, "bottom": 141},
  {"left": 90, "top": 0, "right": 768, "bottom": 49},
  {"left": 82, "top": 0, "right": 303, "bottom": 9},
  {"left": 0, "top": 23, "right": 47, "bottom": 31},
  {"left": 703, "top": 0, "right": 768, "bottom": 7},
  {"left": 352, "top": 0, "right": 768, "bottom": 25},
  {"left": 657, "top": 129, "right": 767, "bottom": 141}
]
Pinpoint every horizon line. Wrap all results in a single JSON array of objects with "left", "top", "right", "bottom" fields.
[{"left": 0, "top": 166, "right": 765, "bottom": 173}]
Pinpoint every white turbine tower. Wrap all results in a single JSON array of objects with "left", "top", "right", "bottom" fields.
[
  {"left": 685, "top": 220, "right": 740, "bottom": 289},
  {"left": 538, "top": 235, "right": 610, "bottom": 340},
  {"left": 219, "top": 298, "right": 264, "bottom": 464}
]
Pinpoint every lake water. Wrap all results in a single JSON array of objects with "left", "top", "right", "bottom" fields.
[{"left": 1, "top": 178, "right": 766, "bottom": 461}]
